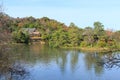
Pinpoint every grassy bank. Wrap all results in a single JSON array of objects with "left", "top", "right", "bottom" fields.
[
  {"left": 80, "top": 47, "right": 119, "bottom": 52},
  {"left": 1, "top": 42, "right": 120, "bottom": 53},
  {"left": 62, "top": 46, "right": 120, "bottom": 53}
]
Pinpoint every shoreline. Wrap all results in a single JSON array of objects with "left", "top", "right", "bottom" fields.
[
  {"left": 80, "top": 47, "right": 119, "bottom": 53},
  {"left": 0, "top": 43, "right": 120, "bottom": 53},
  {"left": 62, "top": 47, "right": 120, "bottom": 53}
]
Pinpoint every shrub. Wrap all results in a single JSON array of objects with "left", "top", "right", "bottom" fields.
[
  {"left": 80, "top": 41, "right": 88, "bottom": 47},
  {"left": 107, "top": 40, "right": 117, "bottom": 49},
  {"left": 97, "top": 40, "right": 107, "bottom": 47},
  {"left": 12, "top": 30, "right": 30, "bottom": 44}
]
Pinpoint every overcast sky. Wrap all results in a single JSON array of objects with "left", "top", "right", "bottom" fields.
[{"left": 3, "top": 0, "right": 120, "bottom": 30}]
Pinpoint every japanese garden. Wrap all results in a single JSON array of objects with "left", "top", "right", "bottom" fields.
[{"left": 0, "top": 1, "right": 120, "bottom": 80}]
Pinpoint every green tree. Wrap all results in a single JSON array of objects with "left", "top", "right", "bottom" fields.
[
  {"left": 12, "top": 30, "right": 30, "bottom": 44},
  {"left": 113, "top": 31, "right": 120, "bottom": 42},
  {"left": 94, "top": 21, "right": 105, "bottom": 37},
  {"left": 69, "top": 22, "right": 77, "bottom": 28},
  {"left": 49, "top": 27, "right": 68, "bottom": 47},
  {"left": 68, "top": 23, "right": 82, "bottom": 47},
  {"left": 97, "top": 40, "right": 107, "bottom": 47}
]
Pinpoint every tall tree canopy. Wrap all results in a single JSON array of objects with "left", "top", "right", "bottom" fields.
[{"left": 94, "top": 21, "right": 105, "bottom": 36}]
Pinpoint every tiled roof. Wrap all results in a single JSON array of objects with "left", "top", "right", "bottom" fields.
[{"left": 22, "top": 28, "right": 36, "bottom": 34}]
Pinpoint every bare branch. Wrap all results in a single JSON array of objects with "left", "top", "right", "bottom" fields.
[
  {"left": 102, "top": 54, "right": 120, "bottom": 69},
  {"left": 0, "top": 0, "right": 4, "bottom": 13}
]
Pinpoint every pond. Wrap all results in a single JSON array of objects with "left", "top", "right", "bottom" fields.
[{"left": 0, "top": 44, "right": 120, "bottom": 80}]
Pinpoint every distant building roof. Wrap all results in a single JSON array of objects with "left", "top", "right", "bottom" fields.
[{"left": 21, "top": 28, "right": 36, "bottom": 34}]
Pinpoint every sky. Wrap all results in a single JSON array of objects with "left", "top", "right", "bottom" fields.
[{"left": 2, "top": 0, "right": 120, "bottom": 30}]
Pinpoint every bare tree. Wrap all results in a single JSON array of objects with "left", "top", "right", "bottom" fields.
[
  {"left": 0, "top": 0, "right": 4, "bottom": 14},
  {"left": 98, "top": 53, "right": 120, "bottom": 69},
  {"left": 103, "top": 53, "right": 120, "bottom": 68}
]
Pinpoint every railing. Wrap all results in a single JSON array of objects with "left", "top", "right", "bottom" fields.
[{"left": 30, "top": 37, "right": 41, "bottom": 40}]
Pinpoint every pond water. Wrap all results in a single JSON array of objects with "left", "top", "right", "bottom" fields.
[{"left": 0, "top": 44, "right": 120, "bottom": 80}]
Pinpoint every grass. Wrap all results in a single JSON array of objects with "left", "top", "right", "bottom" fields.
[{"left": 62, "top": 46, "right": 120, "bottom": 53}]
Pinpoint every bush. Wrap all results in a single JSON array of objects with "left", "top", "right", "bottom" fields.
[
  {"left": 107, "top": 40, "right": 117, "bottom": 49},
  {"left": 97, "top": 40, "right": 107, "bottom": 47},
  {"left": 12, "top": 30, "right": 30, "bottom": 44},
  {"left": 80, "top": 41, "right": 88, "bottom": 47}
]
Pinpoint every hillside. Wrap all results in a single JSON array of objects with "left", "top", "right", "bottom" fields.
[{"left": 0, "top": 13, "right": 120, "bottom": 51}]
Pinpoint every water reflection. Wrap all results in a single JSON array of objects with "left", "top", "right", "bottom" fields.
[
  {"left": 84, "top": 52, "right": 104, "bottom": 75},
  {"left": 70, "top": 51, "right": 79, "bottom": 72},
  {"left": 100, "top": 52, "right": 120, "bottom": 69},
  {"left": 0, "top": 44, "right": 120, "bottom": 80}
]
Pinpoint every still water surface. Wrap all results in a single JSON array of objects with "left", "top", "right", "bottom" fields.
[{"left": 0, "top": 44, "right": 120, "bottom": 80}]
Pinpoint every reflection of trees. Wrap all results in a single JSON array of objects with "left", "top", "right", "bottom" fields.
[
  {"left": 30, "top": 44, "right": 71, "bottom": 73},
  {"left": 56, "top": 52, "right": 67, "bottom": 73},
  {"left": 84, "top": 51, "right": 120, "bottom": 75},
  {"left": 100, "top": 52, "right": 120, "bottom": 69},
  {"left": 3, "top": 44, "right": 120, "bottom": 79},
  {"left": 8, "top": 62, "right": 30, "bottom": 80},
  {"left": 31, "top": 45, "right": 80, "bottom": 73},
  {"left": 70, "top": 51, "right": 79, "bottom": 72},
  {"left": 84, "top": 52, "right": 104, "bottom": 75},
  {"left": 0, "top": 45, "right": 30, "bottom": 80},
  {"left": 0, "top": 44, "right": 69, "bottom": 76},
  {"left": 0, "top": 45, "right": 11, "bottom": 74}
]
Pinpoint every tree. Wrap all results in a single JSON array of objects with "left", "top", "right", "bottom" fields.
[
  {"left": 69, "top": 22, "right": 77, "bottom": 28},
  {"left": 12, "top": 30, "right": 30, "bottom": 44},
  {"left": 94, "top": 21, "right": 105, "bottom": 36},
  {"left": 111, "top": 31, "right": 120, "bottom": 48},
  {"left": 0, "top": 0, "right": 4, "bottom": 14},
  {"left": 0, "top": 1, "right": 13, "bottom": 43},
  {"left": 48, "top": 27, "right": 69, "bottom": 47},
  {"left": 68, "top": 23, "right": 82, "bottom": 47},
  {"left": 0, "top": 0, "right": 4, "bottom": 29},
  {"left": 82, "top": 27, "right": 94, "bottom": 47},
  {"left": 113, "top": 30, "right": 120, "bottom": 42}
]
